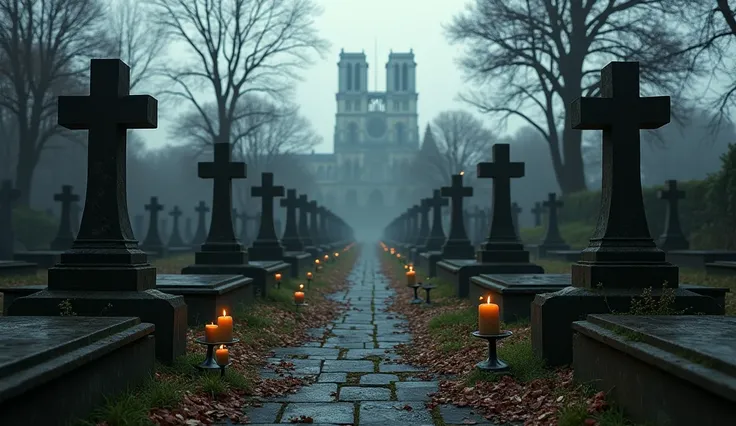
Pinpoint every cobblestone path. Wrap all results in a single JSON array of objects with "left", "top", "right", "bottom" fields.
[{"left": 238, "top": 248, "right": 492, "bottom": 425}]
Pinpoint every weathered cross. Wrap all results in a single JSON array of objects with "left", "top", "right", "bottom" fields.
[
  {"left": 297, "top": 194, "right": 313, "bottom": 246},
  {"left": 145, "top": 197, "right": 164, "bottom": 218},
  {"left": 50, "top": 185, "right": 80, "bottom": 250},
  {"left": 657, "top": 179, "right": 687, "bottom": 244},
  {"left": 441, "top": 173, "right": 473, "bottom": 241},
  {"left": 58, "top": 59, "right": 157, "bottom": 243},
  {"left": 198, "top": 142, "right": 246, "bottom": 244},
  {"left": 541, "top": 193, "right": 565, "bottom": 244},
  {"left": 196, "top": 201, "right": 210, "bottom": 216},
  {"left": 658, "top": 179, "right": 684, "bottom": 210},
  {"left": 280, "top": 189, "right": 304, "bottom": 251},
  {"left": 478, "top": 144, "right": 525, "bottom": 240},
  {"left": 424, "top": 190, "right": 448, "bottom": 250},
  {"left": 415, "top": 197, "right": 432, "bottom": 246},
  {"left": 168, "top": 206, "right": 186, "bottom": 247},
  {"left": 251, "top": 172, "right": 285, "bottom": 242},
  {"left": 170, "top": 206, "right": 182, "bottom": 220},
  {"left": 143, "top": 197, "right": 165, "bottom": 245},
  {"left": 571, "top": 61, "right": 670, "bottom": 248},
  {"left": 531, "top": 202, "right": 543, "bottom": 227},
  {"left": 308, "top": 200, "right": 321, "bottom": 246}
]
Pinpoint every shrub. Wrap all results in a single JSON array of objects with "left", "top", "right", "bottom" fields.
[{"left": 12, "top": 207, "right": 58, "bottom": 249}]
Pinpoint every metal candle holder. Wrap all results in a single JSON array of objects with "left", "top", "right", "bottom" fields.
[
  {"left": 422, "top": 284, "right": 436, "bottom": 305},
  {"left": 294, "top": 301, "right": 308, "bottom": 312},
  {"left": 194, "top": 337, "right": 240, "bottom": 377},
  {"left": 409, "top": 284, "right": 423, "bottom": 304},
  {"left": 471, "top": 330, "right": 513, "bottom": 371}
]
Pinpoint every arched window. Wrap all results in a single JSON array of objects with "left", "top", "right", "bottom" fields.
[
  {"left": 395, "top": 123, "right": 406, "bottom": 144},
  {"left": 354, "top": 64, "right": 361, "bottom": 91},
  {"left": 346, "top": 63, "right": 353, "bottom": 91},
  {"left": 401, "top": 63, "right": 408, "bottom": 91},
  {"left": 394, "top": 64, "right": 400, "bottom": 91},
  {"left": 347, "top": 122, "right": 358, "bottom": 143}
]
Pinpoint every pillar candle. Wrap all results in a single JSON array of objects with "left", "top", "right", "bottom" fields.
[
  {"left": 478, "top": 296, "right": 500, "bottom": 335},
  {"left": 217, "top": 310, "right": 233, "bottom": 342},
  {"left": 205, "top": 323, "right": 219, "bottom": 343},
  {"left": 406, "top": 268, "right": 416, "bottom": 286},
  {"left": 275, "top": 273, "right": 282, "bottom": 282},
  {"left": 307, "top": 272, "right": 313, "bottom": 280},
  {"left": 215, "top": 345, "right": 229, "bottom": 366},
  {"left": 294, "top": 290, "right": 305, "bottom": 304}
]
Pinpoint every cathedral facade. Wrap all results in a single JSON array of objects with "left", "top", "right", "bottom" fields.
[{"left": 301, "top": 50, "right": 424, "bottom": 228}]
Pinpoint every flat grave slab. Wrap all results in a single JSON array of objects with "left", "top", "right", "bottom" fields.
[
  {"left": 13, "top": 250, "right": 62, "bottom": 268},
  {"left": 666, "top": 250, "right": 736, "bottom": 270},
  {"left": 705, "top": 261, "right": 736, "bottom": 277},
  {"left": 282, "top": 250, "right": 312, "bottom": 278},
  {"left": 181, "top": 260, "right": 290, "bottom": 298},
  {"left": 0, "top": 260, "right": 36, "bottom": 277},
  {"left": 437, "top": 258, "right": 544, "bottom": 298},
  {"left": 470, "top": 274, "right": 571, "bottom": 323},
  {"left": 0, "top": 316, "right": 155, "bottom": 426},
  {"left": 573, "top": 315, "right": 736, "bottom": 426}
]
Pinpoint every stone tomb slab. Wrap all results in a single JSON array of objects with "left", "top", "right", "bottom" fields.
[
  {"left": 0, "top": 316, "right": 155, "bottom": 426},
  {"left": 282, "top": 250, "right": 312, "bottom": 278},
  {"left": 13, "top": 250, "right": 63, "bottom": 268},
  {"left": 705, "top": 261, "right": 736, "bottom": 277},
  {"left": 436, "top": 258, "right": 544, "bottom": 299},
  {"left": 666, "top": 250, "right": 736, "bottom": 270},
  {"left": 416, "top": 251, "right": 448, "bottom": 278},
  {"left": 469, "top": 274, "right": 571, "bottom": 323},
  {"left": 573, "top": 315, "right": 736, "bottom": 426},
  {"left": 0, "top": 260, "right": 36, "bottom": 277},
  {"left": 181, "top": 260, "right": 290, "bottom": 299}
]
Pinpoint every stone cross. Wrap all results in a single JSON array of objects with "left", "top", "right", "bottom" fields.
[
  {"left": 477, "top": 144, "right": 525, "bottom": 243},
  {"left": 250, "top": 172, "right": 285, "bottom": 259},
  {"left": 142, "top": 196, "right": 164, "bottom": 250},
  {"left": 198, "top": 142, "right": 246, "bottom": 246},
  {"left": 308, "top": 200, "right": 321, "bottom": 247},
  {"left": 570, "top": 61, "right": 675, "bottom": 288},
  {"left": 405, "top": 205, "right": 421, "bottom": 245},
  {"left": 424, "top": 189, "right": 448, "bottom": 251},
  {"left": 191, "top": 201, "right": 210, "bottom": 247},
  {"left": 540, "top": 193, "right": 567, "bottom": 247},
  {"left": 531, "top": 201, "right": 543, "bottom": 227},
  {"left": 415, "top": 198, "right": 431, "bottom": 247},
  {"left": 167, "top": 206, "right": 186, "bottom": 247},
  {"left": 317, "top": 206, "right": 330, "bottom": 243},
  {"left": 440, "top": 173, "right": 475, "bottom": 258},
  {"left": 54, "top": 59, "right": 157, "bottom": 291},
  {"left": 50, "top": 185, "right": 79, "bottom": 250},
  {"left": 657, "top": 179, "right": 689, "bottom": 250},
  {"left": 280, "top": 189, "right": 304, "bottom": 251},
  {"left": 511, "top": 202, "right": 522, "bottom": 235},
  {"left": 0, "top": 180, "right": 20, "bottom": 259},
  {"left": 297, "top": 194, "right": 313, "bottom": 247}
]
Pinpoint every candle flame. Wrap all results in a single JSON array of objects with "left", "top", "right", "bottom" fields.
[
  {"left": 223, "top": 310, "right": 227, "bottom": 316},
  {"left": 219, "top": 344, "right": 225, "bottom": 350},
  {"left": 299, "top": 284, "right": 304, "bottom": 290},
  {"left": 460, "top": 171, "right": 465, "bottom": 175},
  {"left": 409, "top": 265, "right": 414, "bottom": 272},
  {"left": 210, "top": 322, "right": 215, "bottom": 325},
  {"left": 478, "top": 296, "right": 483, "bottom": 302},
  {"left": 487, "top": 296, "right": 491, "bottom": 304}
]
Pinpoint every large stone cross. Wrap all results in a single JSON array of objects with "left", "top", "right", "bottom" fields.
[
  {"left": 477, "top": 144, "right": 525, "bottom": 242},
  {"left": 297, "top": 194, "right": 313, "bottom": 247},
  {"left": 251, "top": 172, "right": 285, "bottom": 244},
  {"left": 415, "top": 198, "right": 431, "bottom": 247},
  {"left": 50, "top": 185, "right": 80, "bottom": 250},
  {"left": 658, "top": 179, "right": 684, "bottom": 210},
  {"left": 570, "top": 61, "right": 674, "bottom": 288},
  {"left": 307, "top": 200, "right": 321, "bottom": 247},
  {"left": 198, "top": 142, "right": 246, "bottom": 244},
  {"left": 441, "top": 174, "right": 473, "bottom": 242},
  {"left": 425, "top": 189, "right": 448, "bottom": 251},
  {"left": 531, "top": 202, "right": 543, "bottom": 227},
  {"left": 657, "top": 179, "right": 689, "bottom": 250},
  {"left": 0, "top": 180, "right": 20, "bottom": 259},
  {"left": 541, "top": 193, "right": 566, "bottom": 245},
  {"left": 143, "top": 196, "right": 165, "bottom": 248},
  {"left": 167, "top": 205, "right": 186, "bottom": 247},
  {"left": 280, "top": 188, "right": 304, "bottom": 251}
]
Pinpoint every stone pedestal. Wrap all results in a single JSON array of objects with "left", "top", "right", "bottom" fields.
[
  {"left": 531, "top": 287, "right": 724, "bottom": 366},
  {"left": 283, "top": 251, "right": 312, "bottom": 278},
  {"left": 667, "top": 250, "right": 736, "bottom": 269},
  {"left": 0, "top": 316, "right": 155, "bottom": 426},
  {"left": 13, "top": 250, "right": 62, "bottom": 268},
  {"left": 469, "top": 274, "right": 570, "bottom": 323},
  {"left": 417, "top": 251, "right": 443, "bottom": 277},
  {"left": 436, "top": 258, "right": 543, "bottom": 298},
  {"left": 0, "top": 260, "right": 36, "bottom": 277},
  {"left": 572, "top": 315, "right": 736, "bottom": 426},
  {"left": 156, "top": 274, "right": 253, "bottom": 325},
  {"left": 182, "top": 261, "right": 289, "bottom": 299},
  {"left": 706, "top": 261, "right": 736, "bottom": 276}
]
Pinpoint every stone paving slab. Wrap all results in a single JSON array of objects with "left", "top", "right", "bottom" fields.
[
  {"left": 359, "top": 374, "right": 399, "bottom": 385},
  {"left": 339, "top": 386, "right": 392, "bottom": 401},
  {"left": 279, "top": 402, "right": 354, "bottom": 424},
  {"left": 358, "top": 401, "right": 434, "bottom": 425}
]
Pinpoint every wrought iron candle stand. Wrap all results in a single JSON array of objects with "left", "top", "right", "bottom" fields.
[
  {"left": 194, "top": 337, "right": 240, "bottom": 377},
  {"left": 471, "top": 330, "right": 513, "bottom": 371},
  {"left": 409, "top": 284, "right": 423, "bottom": 304},
  {"left": 422, "top": 284, "right": 436, "bottom": 305},
  {"left": 294, "top": 301, "right": 308, "bottom": 312}
]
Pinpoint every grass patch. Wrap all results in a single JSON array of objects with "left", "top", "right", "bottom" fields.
[
  {"left": 428, "top": 307, "right": 476, "bottom": 353},
  {"left": 558, "top": 401, "right": 649, "bottom": 426},
  {"left": 464, "top": 369, "right": 499, "bottom": 386},
  {"left": 498, "top": 339, "right": 549, "bottom": 382}
]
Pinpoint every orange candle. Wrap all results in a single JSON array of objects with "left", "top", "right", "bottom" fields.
[
  {"left": 478, "top": 296, "right": 500, "bottom": 335},
  {"left": 406, "top": 267, "right": 416, "bottom": 286},
  {"left": 324, "top": 254, "right": 329, "bottom": 262},
  {"left": 205, "top": 322, "right": 219, "bottom": 342},
  {"left": 275, "top": 273, "right": 282, "bottom": 282},
  {"left": 307, "top": 271, "right": 313, "bottom": 280},
  {"left": 217, "top": 310, "right": 233, "bottom": 342},
  {"left": 215, "top": 345, "right": 229, "bottom": 366},
  {"left": 397, "top": 253, "right": 401, "bottom": 259},
  {"left": 294, "top": 284, "right": 305, "bottom": 304},
  {"left": 334, "top": 252, "right": 339, "bottom": 258}
]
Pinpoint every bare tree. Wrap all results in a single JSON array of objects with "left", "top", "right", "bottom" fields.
[
  {"left": 0, "top": 0, "right": 106, "bottom": 205},
  {"left": 148, "top": 0, "right": 329, "bottom": 151},
  {"left": 446, "top": 0, "right": 700, "bottom": 194}
]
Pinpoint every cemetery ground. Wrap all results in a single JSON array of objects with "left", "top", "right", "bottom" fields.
[
  {"left": 380, "top": 253, "right": 731, "bottom": 426},
  {"left": 0, "top": 249, "right": 358, "bottom": 425}
]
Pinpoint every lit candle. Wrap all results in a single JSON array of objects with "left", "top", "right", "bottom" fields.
[
  {"left": 215, "top": 344, "right": 229, "bottom": 366},
  {"left": 205, "top": 322, "right": 219, "bottom": 343},
  {"left": 390, "top": 248, "right": 395, "bottom": 254},
  {"left": 307, "top": 271, "right": 313, "bottom": 280},
  {"left": 478, "top": 296, "right": 500, "bottom": 335},
  {"left": 406, "top": 266, "right": 416, "bottom": 286},
  {"left": 315, "top": 259, "right": 321, "bottom": 270},
  {"left": 324, "top": 254, "right": 329, "bottom": 263},
  {"left": 217, "top": 310, "right": 233, "bottom": 342},
  {"left": 275, "top": 273, "right": 282, "bottom": 289},
  {"left": 294, "top": 284, "right": 305, "bottom": 304},
  {"left": 397, "top": 253, "right": 401, "bottom": 259}
]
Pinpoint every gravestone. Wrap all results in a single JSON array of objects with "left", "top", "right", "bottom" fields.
[
  {"left": 140, "top": 196, "right": 166, "bottom": 257},
  {"left": 417, "top": 189, "right": 448, "bottom": 277},
  {"left": 511, "top": 202, "right": 522, "bottom": 236},
  {"left": 531, "top": 62, "right": 722, "bottom": 366},
  {"left": 249, "top": 172, "right": 286, "bottom": 260},
  {"left": 191, "top": 201, "right": 210, "bottom": 248},
  {"left": 7, "top": 58, "right": 187, "bottom": 363},
  {"left": 531, "top": 201, "right": 543, "bottom": 227},
  {"left": 167, "top": 206, "right": 190, "bottom": 254},
  {"left": 181, "top": 145, "right": 287, "bottom": 297},
  {"left": 467, "top": 206, "right": 485, "bottom": 247},
  {"left": 184, "top": 216, "right": 193, "bottom": 243},
  {"left": 308, "top": 200, "right": 323, "bottom": 255},
  {"left": 657, "top": 180, "right": 690, "bottom": 252},
  {"left": 279, "top": 188, "right": 311, "bottom": 277},
  {"left": 437, "top": 144, "right": 543, "bottom": 298},
  {"left": 401, "top": 205, "right": 420, "bottom": 252},
  {"left": 15, "top": 184, "right": 80, "bottom": 268},
  {"left": 439, "top": 174, "right": 475, "bottom": 259},
  {"left": 573, "top": 315, "right": 736, "bottom": 426},
  {"left": 298, "top": 194, "right": 320, "bottom": 258},
  {"left": 410, "top": 197, "right": 431, "bottom": 265},
  {"left": 317, "top": 205, "right": 334, "bottom": 250},
  {"left": 0, "top": 180, "right": 36, "bottom": 276},
  {"left": 534, "top": 192, "right": 572, "bottom": 260}
]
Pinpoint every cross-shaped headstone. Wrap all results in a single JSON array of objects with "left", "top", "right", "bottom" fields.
[
  {"left": 142, "top": 196, "right": 165, "bottom": 250},
  {"left": 168, "top": 206, "right": 186, "bottom": 247},
  {"left": 198, "top": 142, "right": 246, "bottom": 245},
  {"left": 50, "top": 185, "right": 80, "bottom": 250},
  {"left": 251, "top": 172, "right": 285, "bottom": 244},
  {"left": 424, "top": 189, "right": 448, "bottom": 251},
  {"left": 297, "top": 194, "right": 313, "bottom": 247},
  {"left": 0, "top": 180, "right": 20, "bottom": 259},
  {"left": 657, "top": 179, "right": 689, "bottom": 250},
  {"left": 191, "top": 201, "right": 210, "bottom": 247},
  {"left": 477, "top": 144, "right": 525, "bottom": 243},
  {"left": 280, "top": 189, "right": 304, "bottom": 251},
  {"left": 440, "top": 173, "right": 474, "bottom": 257},
  {"left": 540, "top": 193, "right": 566, "bottom": 246},
  {"left": 415, "top": 198, "right": 431, "bottom": 247},
  {"left": 531, "top": 202, "right": 543, "bottom": 227},
  {"left": 308, "top": 200, "right": 321, "bottom": 247},
  {"left": 570, "top": 61, "right": 674, "bottom": 288}
]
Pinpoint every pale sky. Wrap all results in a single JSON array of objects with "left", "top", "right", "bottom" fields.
[{"left": 140, "top": 0, "right": 472, "bottom": 152}]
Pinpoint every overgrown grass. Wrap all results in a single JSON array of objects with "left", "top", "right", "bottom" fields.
[
  {"left": 428, "top": 307, "right": 476, "bottom": 353},
  {"left": 557, "top": 400, "right": 650, "bottom": 426}
]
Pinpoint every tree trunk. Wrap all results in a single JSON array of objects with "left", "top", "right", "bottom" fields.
[
  {"left": 14, "top": 144, "right": 37, "bottom": 206},
  {"left": 560, "top": 126, "right": 587, "bottom": 194}
]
